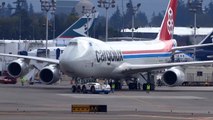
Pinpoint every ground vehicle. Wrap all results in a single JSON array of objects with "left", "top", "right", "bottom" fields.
[
  {"left": 72, "top": 82, "right": 111, "bottom": 94},
  {"left": 0, "top": 76, "right": 17, "bottom": 84}
]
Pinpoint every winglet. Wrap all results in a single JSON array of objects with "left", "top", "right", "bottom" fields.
[{"left": 156, "top": 0, "right": 178, "bottom": 41}]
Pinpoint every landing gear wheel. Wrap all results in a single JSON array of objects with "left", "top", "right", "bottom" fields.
[
  {"left": 82, "top": 86, "right": 87, "bottom": 94},
  {"left": 77, "top": 86, "right": 81, "bottom": 93},
  {"left": 143, "top": 83, "right": 147, "bottom": 91},
  {"left": 91, "top": 86, "right": 96, "bottom": 94},
  {"left": 72, "top": 86, "right": 76, "bottom": 93}
]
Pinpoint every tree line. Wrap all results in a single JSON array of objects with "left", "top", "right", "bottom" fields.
[{"left": 0, "top": 0, "right": 213, "bottom": 40}]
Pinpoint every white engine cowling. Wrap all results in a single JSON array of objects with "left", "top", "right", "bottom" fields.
[
  {"left": 39, "top": 64, "right": 60, "bottom": 85},
  {"left": 7, "top": 59, "right": 29, "bottom": 78},
  {"left": 162, "top": 67, "right": 186, "bottom": 86}
]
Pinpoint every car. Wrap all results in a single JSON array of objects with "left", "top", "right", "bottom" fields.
[
  {"left": 72, "top": 82, "right": 111, "bottom": 94},
  {"left": 81, "top": 82, "right": 111, "bottom": 94},
  {"left": 0, "top": 76, "right": 17, "bottom": 84}
]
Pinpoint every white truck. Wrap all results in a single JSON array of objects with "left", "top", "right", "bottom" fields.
[{"left": 72, "top": 82, "right": 111, "bottom": 94}]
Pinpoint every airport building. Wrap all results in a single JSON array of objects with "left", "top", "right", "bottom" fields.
[{"left": 184, "top": 66, "right": 213, "bottom": 85}]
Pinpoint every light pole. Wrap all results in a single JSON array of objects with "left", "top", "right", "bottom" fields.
[
  {"left": 188, "top": 0, "right": 203, "bottom": 44},
  {"left": 97, "top": 0, "right": 115, "bottom": 42},
  {"left": 40, "top": 0, "right": 56, "bottom": 58},
  {"left": 126, "top": 2, "right": 141, "bottom": 41},
  {"left": 51, "top": 11, "right": 56, "bottom": 40},
  {"left": 82, "top": 6, "right": 96, "bottom": 36},
  {"left": 188, "top": 0, "right": 203, "bottom": 60}
]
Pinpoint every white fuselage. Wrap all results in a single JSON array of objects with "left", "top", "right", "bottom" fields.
[{"left": 59, "top": 37, "right": 176, "bottom": 79}]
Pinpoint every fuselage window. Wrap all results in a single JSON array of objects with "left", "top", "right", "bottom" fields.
[{"left": 69, "top": 42, "right": 78, "bottom": 46}]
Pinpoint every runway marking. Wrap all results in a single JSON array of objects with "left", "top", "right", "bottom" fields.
[{"left": 58, "top": 94, "right": 205, "bottom": 100}]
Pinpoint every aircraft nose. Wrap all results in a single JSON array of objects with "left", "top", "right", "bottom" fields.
[{"left": 59, "top": 40, "right": 90, "bottom": 74}]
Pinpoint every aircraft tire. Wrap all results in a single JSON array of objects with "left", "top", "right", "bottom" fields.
[
  {"left": 142, "top": 83, "right": 147, "bottom": 91},
  {"left": 82, "top": 86, "right": 87, "bottom": 94},
  {"left": 90, "top": 86, "right": 96, "bottom": 94},
  {"left": 77, "top": 86, "right": 81, "bottom": 93},
  {"left": 72, "top": 86, "right": 76, "bottom": 93}
]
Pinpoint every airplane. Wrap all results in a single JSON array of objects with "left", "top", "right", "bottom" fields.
[
  {"left": 26, "top": 12, "right": 98, "bottom": 59},
  {"left": 0, "top": 12, "right": 98, "bottom": 47},
  {"left": 173, "top": 30, "right": 213, "bottom": 61},
  {"left": 195, "top": 30, "right": 213, "bottom": 60},
  {"left": 2, "top": 0, "right": 213, "bottom": 90},
  {"left": 55, "top": 12, "right": 98, "bottom": 46}
]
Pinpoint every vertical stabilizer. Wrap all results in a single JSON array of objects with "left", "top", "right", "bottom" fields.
[
  {"left": 56, "top": 12, "right": 98, "bottom": 46},
  {"left": 156, "top": 0, "right": 178, "bottom": 41}
]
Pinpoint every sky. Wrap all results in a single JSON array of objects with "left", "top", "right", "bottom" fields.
[{"left": 1, "top": 0, "right": 212, "bottom": 19}]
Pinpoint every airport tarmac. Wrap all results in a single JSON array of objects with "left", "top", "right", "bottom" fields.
[{"left": 1, "top": 84, "right": 213, "bottom": 120}]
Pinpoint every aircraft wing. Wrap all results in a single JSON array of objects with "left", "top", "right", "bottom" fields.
[
  {"left": 114, "top": 61, "right": 213, "bottom": 74},
  {"left": 172, "top": 43, "right": 213, "bottom": 51},
  {"left": 0, "top": 53, "right": 59, "bottom": 64}
]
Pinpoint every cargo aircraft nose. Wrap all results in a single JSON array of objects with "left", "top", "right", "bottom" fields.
[{"left": 59, "top": 38, "right": 91, "bottom": 76}]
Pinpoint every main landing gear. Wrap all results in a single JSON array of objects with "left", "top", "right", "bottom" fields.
[{"left": 140, "top": 72, "right": 155, "bottom": 91}]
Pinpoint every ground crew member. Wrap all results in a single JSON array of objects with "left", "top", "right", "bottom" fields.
[
  {"left": 20, "top": 76, "right": 25, "bottom": 86},
  {"left": 111, "top": 83, "right": 115, "bottom": 93},
  {"left": 146, "top": 83, "right": 151, "bottom": 93}
]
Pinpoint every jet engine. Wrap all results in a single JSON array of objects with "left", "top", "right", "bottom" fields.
[
  {"left": 39, "top": 64, "right": 60, "bottom": 85},
  {"left": 7, "top": 59, "right": 29, "bottom": 78},
  {"left": 162, "top": 67, "right": 185, "bottom": 86}
]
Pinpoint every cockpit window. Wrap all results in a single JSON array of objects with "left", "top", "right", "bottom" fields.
[{"left": 69, "top": 41, "right": 78, "bottom": 46}]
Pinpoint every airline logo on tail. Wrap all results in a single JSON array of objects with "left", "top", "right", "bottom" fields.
[
  {"left": 56, "top": 12, "right": 98, "bottom": 46},
  {"left": 167, "top": 8, "right": 174, "bottom": 35},
  {"left": 58, "top": 12, "right": 98, "bottom": 38},
  {"left": 73, "top": 16, "right": 95, "bottom": 37},
  {"left": 158, "top": 0, "right": 177, "bottom": 41}
]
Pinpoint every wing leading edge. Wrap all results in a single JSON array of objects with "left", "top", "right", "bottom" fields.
[
  {"left": 114, "top": 61, "right": 213, "bottom": 74},
  {"left": 0, "top": 53, "right": 59, "bottom": 64},
  {"left": 172, "top": 43, "right": 213, "bottom": 51}
]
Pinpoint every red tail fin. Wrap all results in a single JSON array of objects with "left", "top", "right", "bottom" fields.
[{"left": 157, "top": 0, "right": 178, "bottom": 41}]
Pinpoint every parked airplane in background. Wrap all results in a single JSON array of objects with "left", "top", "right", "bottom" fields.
[
  {"left": 0, "top": 12, "right": 98, "bottom": 46},
  {"left": 2, "top": 0, "right": 213, "bottom": 90},
  {"left": 172, "top": 30, "right": 213, "bottom": 62},
  {"left": 196, "top": 31, "right": 213, "bottom": 60},
  {"left": 173, "top": 31, "right": 213, "bottom": 61},
  {"left": 27, "top": 12, "right": 98, "bottom": 59},
  {"left": 55, "top": 12, "right": 98, "bottom": 46}
]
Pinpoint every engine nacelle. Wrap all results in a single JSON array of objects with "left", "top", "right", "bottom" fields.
[
  {"left": 39, "top": 64, "right": 60, "bottom": 85},
  {"left": 7, "top": 59, "right": 29, "bottom": 78},
  {"left": 162, "top": 67, "right": 185, "bottom": 86}
]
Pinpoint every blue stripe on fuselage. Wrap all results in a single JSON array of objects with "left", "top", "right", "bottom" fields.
[{"left": 123, "top": 53, "right": 171, "bottom": 59}]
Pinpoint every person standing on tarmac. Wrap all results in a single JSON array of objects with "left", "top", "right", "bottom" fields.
[
  {"left": 111, "top": 83, "right": 115, "bottom": 93},
  {"left": 20, "top": 76, "right": 25, "bottom": 86},
  {"left": 146, "top": 83, "right": 151, "bottom": 93}
]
